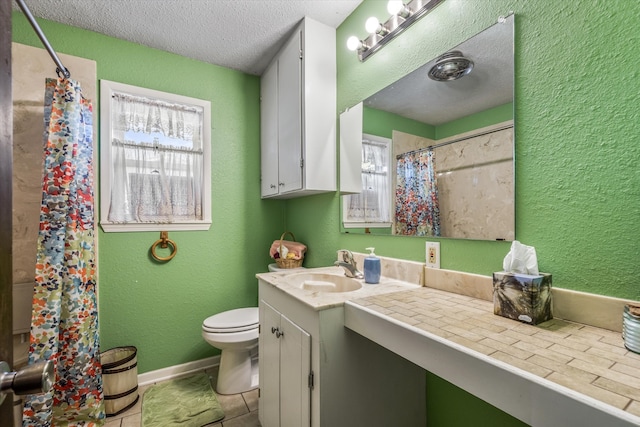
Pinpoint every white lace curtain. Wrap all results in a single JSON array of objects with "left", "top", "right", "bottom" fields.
[
  {"left": 108, "top": 92, "right": 205, "bottom": 223},
  {"left": 344, "top": 139, "right": 391, "bottom": 226}
]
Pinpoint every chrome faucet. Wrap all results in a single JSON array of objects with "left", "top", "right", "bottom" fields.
[{"left": 334, "top": 249, "right": 364, "bottom": 279}]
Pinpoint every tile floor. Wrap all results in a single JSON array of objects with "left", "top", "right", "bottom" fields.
[{"left": 104, "top": 366, "right": 261, "bottom": 427}]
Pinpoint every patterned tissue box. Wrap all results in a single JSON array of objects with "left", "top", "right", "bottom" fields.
[{"left": 492, "top": 272, "right": 553, "bottom": 325}]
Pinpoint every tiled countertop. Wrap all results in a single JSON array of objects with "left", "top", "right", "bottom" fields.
[{"left": 346, "top": 287, "right": 640, "bottom": 426}]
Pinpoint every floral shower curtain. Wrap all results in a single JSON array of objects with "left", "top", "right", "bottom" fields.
[
  {"left": 395, "top": 149, "right": 441, "bottom": 237},
  {"left": 23, "top": 78, "right": 104, "bottom": 426}
]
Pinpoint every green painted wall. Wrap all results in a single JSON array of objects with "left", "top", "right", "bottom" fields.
[
  {"left": 289, "top": 0, "right": 640, "bottom": 298},
  {"left": 436, "top": 102, "right": 513, "bottom": 139},
  {"left": 284, "top": 0, "right": 640, "bottom": 425},
  {"left": 12, "top": 13, "right": 283, "bottom": 373},
  {"left": 363, "top": 106, "right": 435, "bottom": 139},
  {"left": 426, "top": 373, "right": 527, "bottom": 427}
]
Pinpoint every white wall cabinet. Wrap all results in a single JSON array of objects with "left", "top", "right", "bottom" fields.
[
  {"left": 258, "top": 279, "right": 426, "bottom": 427},
  {"left": 260, "top": 17, "right": 336, "bottom": 199},
  {"left": 259, "top": 300, "right": 311, "bottom": 427}
]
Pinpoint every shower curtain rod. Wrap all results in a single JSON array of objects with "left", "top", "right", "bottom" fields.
[
  {"left": 15, "top": 0, "right": 71, "bottom": 78},
  {"left": 396, "top": 124, "right": 513, "bottom": 158}
]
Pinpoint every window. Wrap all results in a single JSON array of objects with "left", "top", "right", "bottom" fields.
[
  {"left": 100, "top": 80, "right": 211, "bottom": 232},
  {"left": 342, "top": 134, "right": 392, "bottom": 228}
]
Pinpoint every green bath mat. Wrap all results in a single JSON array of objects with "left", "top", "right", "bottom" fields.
[{"left": 141, "top": 373, "right": 224, "bottom": 426}]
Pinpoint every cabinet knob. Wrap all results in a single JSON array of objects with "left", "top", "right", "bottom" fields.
[
  {"left": 270, "top": 184, "right": 276, "bottom": 189},
  {"left": 279, "top": 182, "right": 285, "bottom": 187},
  {"left": 271, "top": 327, "right": 284, "bottom": 338},
  {"left": 271, "top": 326, "right": 278, "bottom": 334},
  {"left": 275, "top": 330, "right": 284, "bottom": 338}
]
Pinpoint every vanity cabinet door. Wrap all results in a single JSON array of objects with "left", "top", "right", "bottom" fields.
[
  {"left": 259, "top": 300, "right": 311, "bottom": 427},
  {"left": 279, "top": 313, "right": 311, "bottom": 427},
  {"left": 259, "top": 300, "right": 282, "bottom": 427}
]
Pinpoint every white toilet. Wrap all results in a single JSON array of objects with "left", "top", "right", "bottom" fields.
[
  {"left": 202, "top": 307, "right": 259, "bottom": 395},
  {"left": 203, "top": 265, "right": 306, "bottom": 394}
]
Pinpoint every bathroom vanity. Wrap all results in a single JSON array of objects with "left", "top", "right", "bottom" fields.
[
  {"left": 258, "top": 261, "right": 640, "bottom": 427},
  {"left": 257, "top": 267, "right": 426, "bottom": 427}
]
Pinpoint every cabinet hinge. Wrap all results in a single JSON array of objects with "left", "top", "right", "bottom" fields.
[
  {"left": 258, "top": 324, "right": 261, "bottom": 334},
  {"left": 299, "top": 48, "right": 303, "bottom": 60},
  {"left": 258, "top": 387, "right": 260, "bottom": 398},
  {"left": 308, "top": 371, "right": 314, "bottom": 389},
  {"left": 300, "top": 158, "right": 304, "bottom": 169}
]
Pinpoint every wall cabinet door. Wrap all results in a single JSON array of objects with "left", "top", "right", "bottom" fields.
[
  {"left": 260, "top": 60, "right": 280, "bottom": 197},
  {"left": 259, "top": 17, "right": 336, "bottom": 199},
  {"left": 259, "top": 300, "right": 311, "bottom": 427},
  {"left": 260, "top": 32, "right": 303, "bottom": 197},
  {"left": 276, "top": 30, "right": 303, "bottom": 194}
]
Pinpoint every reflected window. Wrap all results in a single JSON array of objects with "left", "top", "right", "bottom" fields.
[{"left": 342, "top": 134, "right": 392, "bottom": 228}]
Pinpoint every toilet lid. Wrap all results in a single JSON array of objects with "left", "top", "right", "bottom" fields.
[{"left": 203, "top": 307, "right": 259, "bottom": 333}]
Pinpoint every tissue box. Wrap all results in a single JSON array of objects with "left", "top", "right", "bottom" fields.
[{"left": 492, "top": 272, "right": 552, "bottom": 325}]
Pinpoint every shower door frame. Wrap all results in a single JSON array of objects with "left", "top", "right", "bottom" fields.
[{"left": 0, "top": 0, "right": 14, "bottom": 423}]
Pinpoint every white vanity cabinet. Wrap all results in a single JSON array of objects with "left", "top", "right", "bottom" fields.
[
  {"left": 258, "top": 278, "right": 426, "bottom": 427},
  {"left": 260, "top": 17, "right": 336, "bottom": 199},
  {"left": 259, "top": 300, "right": 311, "bottom": 427}
]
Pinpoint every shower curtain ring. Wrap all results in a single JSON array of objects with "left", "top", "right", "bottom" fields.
[
  {"left": 56, "top": 67, "right": 70, "bottom": 79},
  {"left": 151, "top": 231, "right": 178, "bottom": 262}
]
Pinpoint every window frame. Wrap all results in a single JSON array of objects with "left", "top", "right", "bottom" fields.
[{"left": 99, "top": 80, "right": 212, "bottom": 232}]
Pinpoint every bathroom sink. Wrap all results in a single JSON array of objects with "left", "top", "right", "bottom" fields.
[{"left": 284, "top": 272, "right": 363, "bottom": 293}]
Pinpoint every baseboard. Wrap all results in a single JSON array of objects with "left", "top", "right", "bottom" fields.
[{"left": 137, "top": 355, "right": 220, "bottom": 386}]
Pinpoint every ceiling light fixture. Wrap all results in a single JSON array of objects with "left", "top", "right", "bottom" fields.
[
  {"left": 428, "top": 50, "right": 474, "bottom": 81},
  {"left": 347, "top": 0, "right": 444, "bottom": 62}
]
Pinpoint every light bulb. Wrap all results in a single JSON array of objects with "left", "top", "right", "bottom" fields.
[
  {"left": 346, "top": 36, "right": 361, "bottom": 52},
  {"left": 387, "top": 0, "right": 404, "bottom": 15},
  {"left": 365, "top": 17, "right": 380, "bottom": 34}
]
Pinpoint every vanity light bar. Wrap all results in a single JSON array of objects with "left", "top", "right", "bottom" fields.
[{"left": 349, "top": 0, "right": 445, "bottom": 62}]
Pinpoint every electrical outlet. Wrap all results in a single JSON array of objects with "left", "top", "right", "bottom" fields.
[{"left": 426, "top": 242, "right": 440, "bottom": 269}]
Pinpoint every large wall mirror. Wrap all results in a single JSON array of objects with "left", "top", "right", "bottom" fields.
[{"left": 340, "top": 15, "right": 515, "bottom": 241}]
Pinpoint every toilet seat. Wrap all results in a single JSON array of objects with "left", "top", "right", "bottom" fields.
[{"left": 202, "top": 307, "right": 259, "bottom": 333}]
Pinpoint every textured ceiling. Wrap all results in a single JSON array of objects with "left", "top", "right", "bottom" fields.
[
  {"left": 14, "top": 0, "right": 362, "bottom": 75},
  {"left": 365, "top": 15, "right": 514, "bottom": 126}
]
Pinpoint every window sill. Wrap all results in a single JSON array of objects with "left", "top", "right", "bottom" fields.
[
  {"left": 100, "top": 221, "right": 212, "bottom": 233},
  {"left": 343, "top": 222, "right": 392, "bottom": 229}
]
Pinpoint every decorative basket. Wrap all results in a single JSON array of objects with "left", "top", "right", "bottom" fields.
[{"left": 275, "top": 231, "right": 304, "bottom": 269}]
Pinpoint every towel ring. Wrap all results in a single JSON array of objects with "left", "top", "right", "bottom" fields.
[{"left": 151, "top": 231, "right": 177, "bottom": 262}]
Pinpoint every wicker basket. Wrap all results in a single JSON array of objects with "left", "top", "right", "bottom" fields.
[
  {"left": 275, "top": 231, "right": 304, "bottom": 269},
  {"left": 101, "top": 346, "right": 139, "bottom": 417}
]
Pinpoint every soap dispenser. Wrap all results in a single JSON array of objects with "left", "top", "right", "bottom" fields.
[{"left": 364, "top": 247, "right": 381, "bottom": 284}]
